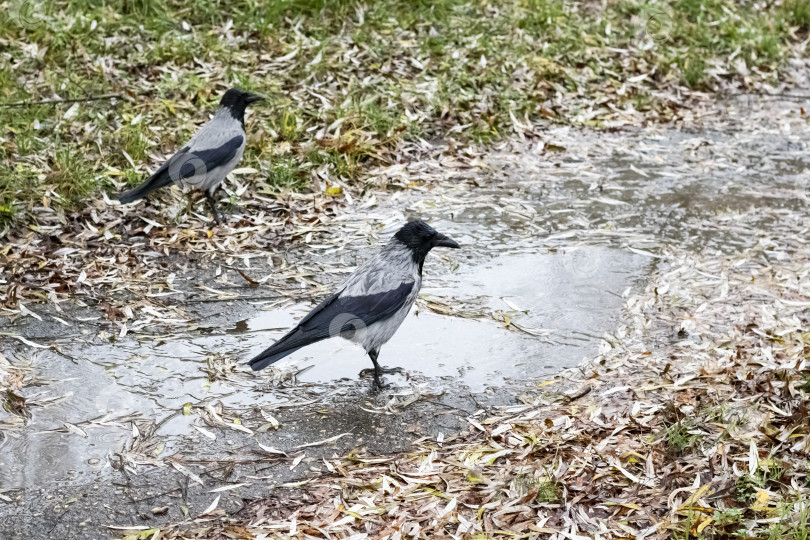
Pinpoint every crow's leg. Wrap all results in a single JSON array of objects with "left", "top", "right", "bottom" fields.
[
  {"left": 185, "top": 192, "right": 196, "bottom": 216},
  {"left": 205, "top": 191, "right": 221, "bottom": 225},
  {"left": 361, "top": 349, "right": 403, "bottom": 387},
  {"left": 368, "top": 349, "right": 383, "bottom": 388}
]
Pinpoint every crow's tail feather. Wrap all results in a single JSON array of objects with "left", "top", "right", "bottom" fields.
[
  {"left": 247, "top": 345, "right": 304, "bottom": 371},
  {"left": 248, "top": 325, "right": 330, "bottom": 371},
  {"left": 118, "top": 170, "right": 173, "bottom": 204}
]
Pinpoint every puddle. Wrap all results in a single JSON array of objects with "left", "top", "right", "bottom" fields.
[
  {"left": 0, "top": 245, "right": 648, "bottom": 489},
  {"left": 238, "top": 246, "right": 647, "bottom": 390},
  {"left": 2, "top": 121, "right": 809, "bottom": 493}
]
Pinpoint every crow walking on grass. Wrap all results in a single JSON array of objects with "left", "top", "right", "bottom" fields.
[
  {"left": 247, "top": 221, "right": 460, "bottom": 387},
  {"left": 117, "top": 88, "right": 263, "bottom": 224}
]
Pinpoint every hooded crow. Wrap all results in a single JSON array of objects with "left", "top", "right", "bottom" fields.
[
  {"left": 117, "top": 88, "right": 264, "bottom": 224},
  {"left": 248, "top": 221, "right": 460, "bottom": 386}
]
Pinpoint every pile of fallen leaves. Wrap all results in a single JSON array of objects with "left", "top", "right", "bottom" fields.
[
  {"left": 0, "top": 186, "right": 342, "bottom": 308},
  {"left": 127, "top": 218, "right": 810, "bottom": 539}
]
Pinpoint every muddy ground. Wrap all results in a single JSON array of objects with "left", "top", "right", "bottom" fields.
[{"left": 1, "top": 93, "right": 809, "bottom": 539}]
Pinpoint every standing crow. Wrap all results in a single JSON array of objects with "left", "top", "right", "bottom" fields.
[
  {"left": 117, "top": 88, "right": 264, "bottom": 224},
  {"left": 248, "top": 221, "right": 460, "bottom": 386}
]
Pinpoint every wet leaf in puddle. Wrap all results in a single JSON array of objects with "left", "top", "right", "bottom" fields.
[
  {"left": 230, "top": 419, "right": 253, "bottom": 434},
  {"left": 169, "top": 461, "right": 204, "bottom": 486},
  {"left": 209, "top": 483, "right": 250, "bottom": 493},
  {"left": 294, "top": 432, "right": 351, "bottom": 449},
  {"left": 237, "top": 269, "right": 259, "bottom": 285},
  {"left": 290, "top": 453, "right": 305, "bottom": 471},
  {"left": 501, "top": 298, "right": 527, "bottom": 312},
  {"left": 260, "top": 410, "right": 280, "bottom": 429},
  {"left": 202, "top": 495, "right": 220, "bottom": 515},
  {"left": 3, "top": 390, "right": 30, "bottom": 419},
  {"left": 193, "top": 425, "right": 216, "bottom": 440},
  {"left": 63, "top": 422, "right": 87, "bottom": 437},
  {"left": 18, "top": 304, "right": 42, "bottom": 321},
  {"left": 257, "top": 442, "right": 287, "bottom": 456}
]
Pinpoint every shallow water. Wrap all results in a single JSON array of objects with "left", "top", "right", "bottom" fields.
[
  {"left": 2, "top": 119, "right": 808, "bottom": 491},
  {"left": 0, "top": 245, "right": 647, "bottom": 488}
]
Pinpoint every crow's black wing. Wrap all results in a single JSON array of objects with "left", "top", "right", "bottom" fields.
[
  {"left": 247, "top": 281, "right": 414, "bottom": 371},
  {"left": 175, "top": 135, "right": 244, "bottom": 181},
  {"left": 117, "top": 135, "right": 243, "bottom": 203}
]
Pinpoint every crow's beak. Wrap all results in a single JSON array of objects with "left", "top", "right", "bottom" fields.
[
  {"left": 434, "top": 233, "right": 460, "bottom": 249},
  {"left": 245, "top": 93, "right": 265, "bottom": 105}
]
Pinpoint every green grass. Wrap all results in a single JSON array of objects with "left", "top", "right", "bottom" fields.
[
  {"left": 765, "top": 501, "right": 810, "bottom": 540},
  {"left": 0, "top": 0, "right": 805, "bottom": 230},
  {"left": 511, "top": 470, "right": 560, "bottom": 503},
  {"left": 784, "top": 0, "right": 810, "bottom": 31},
  {"left": 664, "top": 417, "right": 701, "bottom": 454},
  {"left": 535, "top": 478, "right": 559, "bottom": 503},
  {"left": 735, "top": 462, "right": 786, "bottom": 504}
]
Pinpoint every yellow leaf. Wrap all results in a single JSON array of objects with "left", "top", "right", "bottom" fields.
[
  {"left": 325, "top": 186, "right": 342, "bottom": 196},
  {"left": 696, "top": 516, "right": 713, "bottom": 533},
  {"left": 183, "top": 402, "right": 192, "bottom": 416},
  {"left": 681, "top": 483, "right": 712, "bottom": 509}
]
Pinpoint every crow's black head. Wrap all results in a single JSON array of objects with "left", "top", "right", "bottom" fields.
[
  {"left": 219, "top": 88, "right": 264, "bottom": 124},
  {"left": 394, "top": 221, "right": 459, "bottom": 272}
]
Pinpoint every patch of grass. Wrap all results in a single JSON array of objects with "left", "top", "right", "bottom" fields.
[
  {"left": 700, "top": 402, "right": 748, "bottom": 439},
  {"left": 673, "top": 507, "right": 707, "bottom": 540},
  {"left": 50, "top": 147, "right": 95, "bottom": 202},
  {"left": 261, "top": 158, "right": 308, "bottom": 192},
  {"left": 516, "top": 0, "right": 565, "bottom": 33},
  {"left": 798, "top": 373, "right": 810, "bottom": 393},
  {"left": 680, "top": 56, "right": 707, "bottom": 89},
  {"left": 736, "top": 472, "right": 765, "bottom": 504},
  {"left": 765, "top": 500, "right": 810, "bottom": 540},
  {"left": 535, "top": 477, "right": 559, "bottom": 503},
  {"left": 0, "top": 0, "right": 804, "bottom": 229},
  {"left": 782, "top": 0, "right": 810, "bottom": 32},
  {"left": 735, "top": 462, "right": 785, "bottom": 504},
  {"left": 712, "top": 507, "right": 744, "bottom": 530},
  {"left": 511, "top": 470, "right": 560, "bottom": 503},
  {"left": 664, "top": 417, "right": 700, "bottom": 454}
]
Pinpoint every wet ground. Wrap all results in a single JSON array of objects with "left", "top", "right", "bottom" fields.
[{"left": 1, "top": 98, "right": 809, "bottom": 538}]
